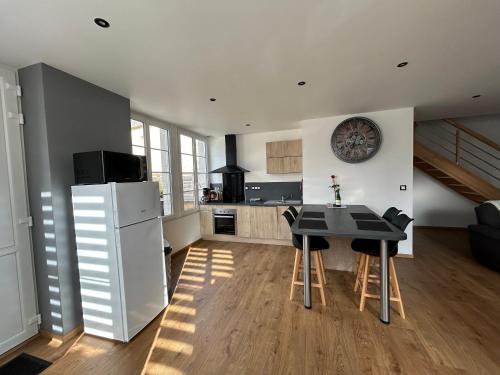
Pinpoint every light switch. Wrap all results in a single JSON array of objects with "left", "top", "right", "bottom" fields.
[{"left": 400, "top": 185, "right": 407, "bottom": 191}]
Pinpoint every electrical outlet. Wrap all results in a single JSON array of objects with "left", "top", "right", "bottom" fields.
[{"left": 400, "top": 185, "right": 407, "bottom": 191}]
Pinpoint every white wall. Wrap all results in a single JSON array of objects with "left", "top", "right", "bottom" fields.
[
  {"left": 209, "top": 129, "right": 303, "bottom": 183},
  {"left": 301, "top": 107, "right": 414, "bottom": 255},
  {"left": 163, "top": 212, "right": 201, "bottom": 253},
  {"left": 413, "top": 169, "right": 476, "bottom": 227}
]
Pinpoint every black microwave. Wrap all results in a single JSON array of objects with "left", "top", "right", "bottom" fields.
[{"left": 73, "top": 150, "right": 148, "bottom": 185}]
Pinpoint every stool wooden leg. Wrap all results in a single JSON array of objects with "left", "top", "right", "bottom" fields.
[
  {"left": 389, "top": 258, "right": 405, "bottom": 319},
  {"left": 314, "top": 252, "right": 326, "bottom": 306},
  {"left": 290, "top": 249, "right": 300, "bottom": 300},
  {"left": 354, "top": 253, "right": 360, "bottom": 275},
  {"left": 354, "top": 254, "right": 366, "bottom": 292},
  {"left": 319, "top": 251, "right": 327, "bottom": 284},
  {"left": 359, "top": 255, "right": 370, "bottom": 311}
]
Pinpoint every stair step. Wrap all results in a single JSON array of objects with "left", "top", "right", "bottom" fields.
[
  {"left": 448, "top": 183, "right": 466, "bottom": 187},
  {"left": 460, "top": 191, "right": 481, "bottom": 196}
]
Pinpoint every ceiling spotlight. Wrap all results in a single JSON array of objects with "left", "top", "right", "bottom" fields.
[
  {"left": 245, "top": 124, "right": 251, "bottom": 127},
  {"left": 297, "top": 81, "right": 306, "bottom": 86},
  {"left": 397, "top": 62, "right": 408, "bottom": 68},
  {"left": 472, "top": 94, "right": 481, "bottom": 98},
  {"left": 210, "top": 98, "right": 216, "bottom": 102},
  {"left": 94, "top": 18, "right": 110, "bottom": 28}
]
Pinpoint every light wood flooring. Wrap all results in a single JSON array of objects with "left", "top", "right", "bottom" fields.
[{"left": 1, "top": 229, "right": 499, "bottom": 374}]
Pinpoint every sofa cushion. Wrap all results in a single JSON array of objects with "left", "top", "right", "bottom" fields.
[{"left": 468, "top": 224, "right": 500, "bottom": 240}]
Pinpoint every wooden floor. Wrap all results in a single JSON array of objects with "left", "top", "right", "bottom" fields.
[{"left": 2, "top": 229, "right": 499, "bottom": 374}]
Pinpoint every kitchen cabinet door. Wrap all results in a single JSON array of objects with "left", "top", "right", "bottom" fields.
[
  {"left": 266, "top": 141, "right": 285, "bottom": 157},
  {"left": 250, "top": 207, "right": 277, "bottom": 239},
  {"left": 284, "top": 139, "right": 302, "bottom": 156},
  {"left": 200, "top": 210, "right": 213, "bottom": 236},
  {"left": 283, "top": 157, "right": 302, "bottom": 173},
  {"left": 237, "top": 206, "right": 251, "bottom": 238},
  {"left": 277, "top": 206, "right": 302, "bottom": 240},
  {"left": 266, "top": 157, "right": 284, "bottom": 174}
]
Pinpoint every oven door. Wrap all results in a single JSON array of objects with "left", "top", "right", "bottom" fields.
[{"left": 213, "top": 214, "right": 236, "bottom": 235}]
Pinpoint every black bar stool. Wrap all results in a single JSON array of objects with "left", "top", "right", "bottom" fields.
[{"left": 283, "top": 210, "right": 329, "bottom": 305}]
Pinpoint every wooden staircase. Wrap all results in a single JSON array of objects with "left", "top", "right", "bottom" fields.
[{"left": 414, "top": 119, "right": 500, "bottom": 203}]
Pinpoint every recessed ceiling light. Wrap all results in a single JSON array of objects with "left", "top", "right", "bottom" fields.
[
  {"left": 245, "top": 123, "right": 251, "bottom": 127},
  {"left": 210, "top": 98, "right": 216, "bottom": 102},
  {"left": 298, "top": 81, "right": 306, "bottom": 86},
  {"left": 472, "top": 94, "right": 481, "bottom": 98},
  {"left": 94, "top": 18, "right": 110, "bottom": 28},
  {"left": 397, "top": 62, "right": 408, "bottom": 68}
]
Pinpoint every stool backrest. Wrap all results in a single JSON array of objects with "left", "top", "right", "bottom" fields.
[
  {"left": 392, "top": 213, "right": 414, "bottom": 232},
  {"left": 382, "top": 207, "right": 402, "bottom": 222},
  {"left": 282, "top": 210, "right": 295, "bottom": 227},
  {"left": 287, "top": 206, "right": 299, "bottom": 219}
]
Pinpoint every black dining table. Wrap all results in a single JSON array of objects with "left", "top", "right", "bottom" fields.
[{"left": 290, "top": 204, "right": 407, "bottom": 324}]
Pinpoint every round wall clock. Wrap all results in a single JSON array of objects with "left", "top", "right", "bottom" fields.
[{"left": 330, "top": 117, "right": 382, "bottom": 163}]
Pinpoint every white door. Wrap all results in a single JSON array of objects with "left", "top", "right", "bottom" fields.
[{"left": 0, "top": 65, "right": 38, "bottom": 354}]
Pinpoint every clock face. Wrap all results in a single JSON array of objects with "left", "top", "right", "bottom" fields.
[{"left": 330, "top": 117, "right": 382, "bottom": 163}]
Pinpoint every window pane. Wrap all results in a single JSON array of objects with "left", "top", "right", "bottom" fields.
[
  {"left": 180, "top": 134, "right": 193, "bottom": 154},
  {"left": 152, "top": 172, "right": 171, "bottom": 196},
  {"left": 196, "top": 139, "right": 206, "bottom": 157},
  {"left": 197, "top": 173, "right": 207, "bottom": 190},
  {"left": 196, "top": 157, "right": 207, "bottom": 173},
  {"left": 163, "top": 194, "right": 172, "bottom": 216},
  {"left": 132, "top": 146, "right": 145, "bottom": 156},
  {"left": 150, "top": 126, "right": 169, "bottom": 150},
  {"left": 183, "top": 190, "right": 195, "bottom": 211},
  {"left": 151, "top": 149, "right": 170, "bottom": 172},
  {"left": 182, "top": 173, "right": 195, "bottom": 191},
  {"left": 131, "top": 120, "right": 145, "bottom": 147},
  {"left": 181, "top": 154, "right": 194, "bottom": 173}
]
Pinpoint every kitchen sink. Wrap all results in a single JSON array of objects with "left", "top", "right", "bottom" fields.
[{"left": 263, "top": 199, "right": 302, "bottom": 205}]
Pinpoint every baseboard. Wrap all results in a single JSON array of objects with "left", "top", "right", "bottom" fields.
[
  {"left": 39, "top": 324, "right": 83, "bottom": 343},
  {"left": 414, "top": 226, "right": 468, "bottom": 231},
  {"left": 201, "top": 235, "right": 292, "bottom": 246},
  {"left": 396, "top": 253, "right": 414, "bottom": 259}
]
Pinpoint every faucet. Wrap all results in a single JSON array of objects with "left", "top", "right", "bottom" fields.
[{"left": 281, "top": 193, "right": 293, "bottom": 203}]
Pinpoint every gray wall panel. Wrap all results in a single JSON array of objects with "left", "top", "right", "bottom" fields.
[{"left": 19, "top": 63, "right": 131, "bottom": 334}]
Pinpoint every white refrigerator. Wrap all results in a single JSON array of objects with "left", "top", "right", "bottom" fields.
[{"left": 71, "top": 181, "right": 168, "bottom": 342}]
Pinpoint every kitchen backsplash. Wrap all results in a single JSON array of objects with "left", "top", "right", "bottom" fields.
[{"left": 244, "top": 181, "right": 302, "bottom": 202}]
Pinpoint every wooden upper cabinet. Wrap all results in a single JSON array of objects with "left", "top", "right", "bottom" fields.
[{"left": 266, "top": 139, "right": 302, "bottom": 174}]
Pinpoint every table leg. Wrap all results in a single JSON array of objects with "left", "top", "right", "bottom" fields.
[
  {"left": 380, "top": 239, "right": 390, "bottom": 324},
  {"left": 303, "top": 234, "right": 311, "bottom": 309}
]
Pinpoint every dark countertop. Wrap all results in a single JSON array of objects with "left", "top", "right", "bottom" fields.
[{"left": 200, "top": 200, "right": 302, "bottom": 207}]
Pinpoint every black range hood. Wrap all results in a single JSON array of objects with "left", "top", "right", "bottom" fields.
[{"left": 210, "top": 134, "right": 249, "bottom": 174}]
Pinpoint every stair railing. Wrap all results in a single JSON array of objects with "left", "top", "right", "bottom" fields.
[{"left": 414, "top": 119, "right": 500, "bottom": 186}]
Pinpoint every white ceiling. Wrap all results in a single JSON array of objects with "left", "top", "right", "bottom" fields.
[{"left": 1, "top": 0, "right": 500, "bottom": 136}]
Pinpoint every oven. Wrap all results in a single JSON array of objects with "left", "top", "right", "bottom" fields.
[{"left": 213, "top": 208, "right": 237, "bottom": 235}]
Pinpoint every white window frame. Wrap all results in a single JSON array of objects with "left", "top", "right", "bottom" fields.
[
  {"left": 131, "top": 112, "right": 208, "bottom": 220},
  {"left": 178, "top": 131, "right": 209, "bottom": 215},
  {"left": 131, "top": 114, "right": 174, "bottom": 218}
]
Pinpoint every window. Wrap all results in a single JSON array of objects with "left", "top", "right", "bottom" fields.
[
  {"left": 149, "top": 126, "right": 172, "bottom": 216},
  {"left": 180, "top": 134, "right": 208, "bottom": 212},
  {"left": 131, "top": 120, "right": 173, "bottom": 216},
  {"left": 196, "top": 139, "right": 208, "bottom": 201},
  {"left": 131, "top": 119, "right": 145, "bottom": 156}
]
